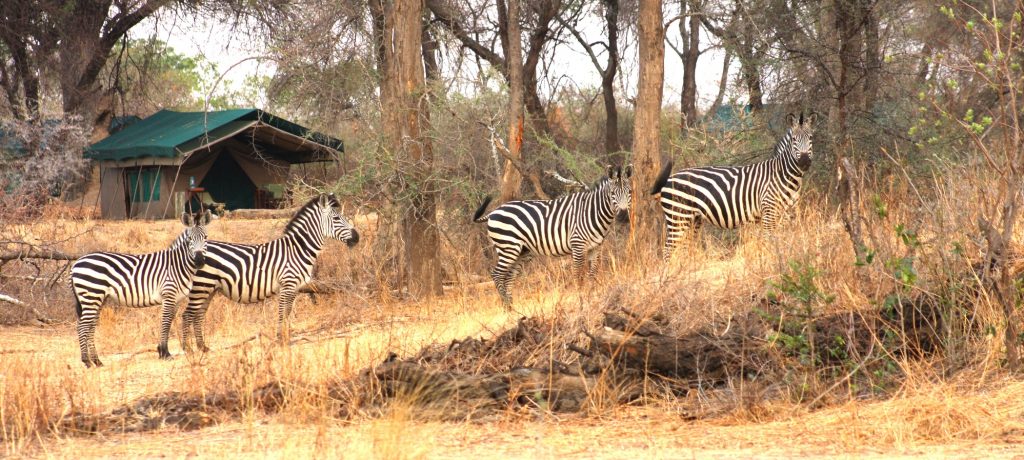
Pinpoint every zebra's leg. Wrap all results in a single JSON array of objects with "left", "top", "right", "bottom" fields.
[
  {"left": 157, "top": 289, "right": 179, "bottom": 359},
  {"left": 760, "top": 206, "right": 781, "bottom": 239},
  {"left": 490, "top": 245, "right": 522, "bottom": 308},
  {"left": 663, "top": 216, "right": 688, "bottom": 261},
  {"left": 76, "top": 295, "right": 103, "bottom": 367},
  {"left": 569, "top": 240, "right": 587, "bottom": 284},
  {"left": 182, "top": 290, "right": 205, "bottom": 354},
  {"left": 277, "top": 281, "right": 300, "bottom": 342},
  {"left": 765, "top": 204, "right": 778, "bottom": 233},
  {"left": 587, "top": 249, "right": 601, "bottom": 279},
  {"left": 190, "top": 297, "right": 215, "bottom": 353},
  {"left": 186, "top": 283, "right": 218, "bottom": 354},
  {"left": 510, "top": 249, "right": 532, "bottom": 282}
]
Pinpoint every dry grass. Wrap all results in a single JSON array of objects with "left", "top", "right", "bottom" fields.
[{"left": 2, "top": 176, "right": 1024, "bottom": 457}]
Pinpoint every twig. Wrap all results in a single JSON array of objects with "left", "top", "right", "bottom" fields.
[{"left": 0, "top": 293, "right": 56, "bottom": 324}]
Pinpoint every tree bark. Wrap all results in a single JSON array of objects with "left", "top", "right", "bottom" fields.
[
  {"left": 500, "top": 0, "right": 525, "bottom": 203},
  {"left": 425, "top": 0, "right": 556, "bottom": 137},
  {"left": 59, "top": 0, "right": 173, "bottom": 135},
  {"left": 522, "top": 0, "right": 559, "bottom": 138},
  {"left": 602, "top": 0, "right": 621, "bottom": 157},
  {"left": 680, "top": 0, "right": 700, "bottom": 130},
  {"left": 862, "top": 0, "right": 880, "bottom": 115},
  {"left": 630, "top": 0, "right": 665, "bottom": 246},
  {"left": 382, "top": 0, "right": 443, "bottom": 298},
  {"left": 705, "top": 49, "right": 731, "bottom": 121}
]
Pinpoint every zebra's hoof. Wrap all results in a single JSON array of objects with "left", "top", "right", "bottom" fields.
[{"left": 91, "top": 358, "right": 104, "bottom": 367}]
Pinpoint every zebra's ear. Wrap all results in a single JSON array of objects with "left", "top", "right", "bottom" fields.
[
  {"left": 624, "top": 164, "right": 633, "bottom": 179},
  {"left": 181, "top": 212, "right": 195, "bottom": 227},
  {"left": 318, "top": 193, "right": 331, "bottom": 208},
  {"left": 804, "top": 112, "right": 817, "bottom": 127},
  {"left": 197, "top": 209, "right": 213, "bottom": 226},
  {"left": 607, "top": 164, "right": 616, "bottom": 179},
  {"left": 787, "top": 113, "right": 798, "bottom": 128}
]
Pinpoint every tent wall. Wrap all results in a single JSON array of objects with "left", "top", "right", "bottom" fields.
[
  {"left": 98, "top": 164, "right": 182, "bottom": 220},
  {"left": 98, "top": 166, "right": 127, "bottom": 219}
]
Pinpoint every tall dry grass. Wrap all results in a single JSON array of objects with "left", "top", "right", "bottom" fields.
[{"left": 2, "top": 161, "right": 1023, "bottom": 456}]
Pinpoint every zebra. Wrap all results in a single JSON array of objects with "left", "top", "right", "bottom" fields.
[
  {"left": 180, "top": 193, "right": 359, "bottom": 354},
  {"left": 473, "top": 165, "right": 632, "bottom": 306},
  {"left": 651, "top": 112, "right": 816, "bottom": 258},
  {"left": 70, "top": 210, "right": 213, "bottom": 367}
]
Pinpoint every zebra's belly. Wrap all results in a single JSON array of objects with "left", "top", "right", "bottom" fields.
[
  {"left": 107, "top": 281, "right": 189, "bottom": 308},
  {"left": 218, "top": 275, "right": 315, "bottom": 304},
  {"left": 522, "top": 236, "right": 604, "bottom": 257},
  {"left": 661, "top": 195, "right": 760, "bottom": 229}
]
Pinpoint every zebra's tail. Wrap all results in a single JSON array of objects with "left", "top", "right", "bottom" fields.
[
  {"left": 650, "top": 161, "right": 674, "bottom": 195},
  {"left": 73, "top": 295, "right": 83, "bottom": 321},
  {"left": 472, "top": 196, "right": 494, "bottom": 223}
]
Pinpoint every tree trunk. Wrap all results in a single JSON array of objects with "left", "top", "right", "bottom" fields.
[
  {"left": 57, "top": 0, "right": 173, "bottom": 136},
  {"left": 522, "top": 0, "right": 559, "bottom": 138},
  {"left": 737, "top": 45, "right": 762, "bottom": 111},
  {"left": 383, "top": 0, "right": 443, "bottom": 298},
  {"left": 422, "top": 21, "right": 441, "bottom": 83},
  {"left": 500, "top": 0, "right": 526, "bottom": 203},
  {"left": 630, "top": 0, "right": 665, "bottom": 246},
  {"left": 862, "top": 0, "right": 880, "bottom": 115},
  {"left": 705, "top": 49, "right": 731, "bottom": 121},
  {"left": 602, "top": 0, "right": 621, "bottom": 157},
  {"left": 680, "top": 0, "right": 700, "bottom": 130}
]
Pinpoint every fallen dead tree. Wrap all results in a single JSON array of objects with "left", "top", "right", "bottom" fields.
[
  {"left": 587, "top": 298, "right": 944, "bottom": 383},
  {"left": 360, "top": 295, "right": 949, "bottom": 418},
  {"left": 0, "top": 249, "right": 77, "bottom": 262},
  {"left": 220, "top": 208, "right": 298, "bottom": 220}
]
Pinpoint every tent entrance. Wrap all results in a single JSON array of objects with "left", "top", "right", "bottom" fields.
[{"left": 201, "top": 152, "right": 256, "bottom": 210}]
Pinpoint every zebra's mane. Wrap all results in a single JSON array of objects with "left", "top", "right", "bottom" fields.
[
  {"left": 284, "top": 194, "right": 339, "bottom": 235},
  {"left": 772, "top": 128, "right": 795, "bottom": 157}
]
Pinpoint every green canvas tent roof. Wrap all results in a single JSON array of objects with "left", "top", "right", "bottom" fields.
[{"left": 85, "top": 109, "right": 344, "bottom": 162}]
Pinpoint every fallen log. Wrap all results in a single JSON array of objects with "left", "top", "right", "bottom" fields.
[
  {"left": 588, "top": 297, "right": 946, "bottom": 382},
  {"left": 589, "top": 327, "right": 747, "bottom": 381},
  {"left": 220, "top": 208, "right": 298, "bottom": 220},
  {"left": 0, "top": 249, "right": 78, "bottom": 262},
  {"left": 370, "top": 360, "right": 599, "bottom": 417}
]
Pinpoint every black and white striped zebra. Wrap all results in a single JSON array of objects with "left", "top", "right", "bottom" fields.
[
  {"left": 651, "top": 112, "right": 816, "bottom": 258},
  {"left": 180, "top": 194, "right": 359, "bottom": 354},
  {"left": 70, "top": 210, "right": 213, "bottom": 367},
  {"left": 473, "top": 166, "right": 632, "bottom": 306}
]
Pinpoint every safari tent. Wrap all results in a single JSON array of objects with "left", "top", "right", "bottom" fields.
[{"left": 85, "top": 109, "right": 343, "bottom": 219}]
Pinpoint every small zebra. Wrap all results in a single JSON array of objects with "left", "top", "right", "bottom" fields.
[
  {"left": 651, "top": 112, "right": 816, "bottom": 258},
  {"left": 70, "top": 210, "right": 213, "bottom": 367},
  {"left": 473, "top": 166, "right": 632, "bottom": 306},
  {"left": 180, "top": 194, "right": 359, "bottom": 354}
]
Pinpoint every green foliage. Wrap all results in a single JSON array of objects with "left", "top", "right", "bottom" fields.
[
  {"left": 110, "top": 38, "right": 207, "bottom": 111},
  {"left": 765, "top": 261, "right": 835, "bottom": 367}
]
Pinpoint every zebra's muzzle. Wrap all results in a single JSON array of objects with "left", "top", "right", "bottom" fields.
[
  {"left": 193, "top": 253, "right": 206, "bottom": 268},
  {"left": 616, "top": 210, "right": 630, "bottom": 224},
  {"left": 797, "top": 154, "right": 812, "bottom": 170},
  {"left": 346, "top": 229, "right": 360, "bottom": 247}
]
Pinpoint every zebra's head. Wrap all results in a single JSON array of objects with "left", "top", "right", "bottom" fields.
[
  {"left": 319, "top": 193, "right": 360, "bottom": 247},
  {"left": 605, "top": 165, "right": 633, "bottom": 219},
  {"left": 180, "top": 210, "right": 212, "bottom": 269},
  {"left": 786, "top": 112, "right": 817, "bottom": 170}
]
